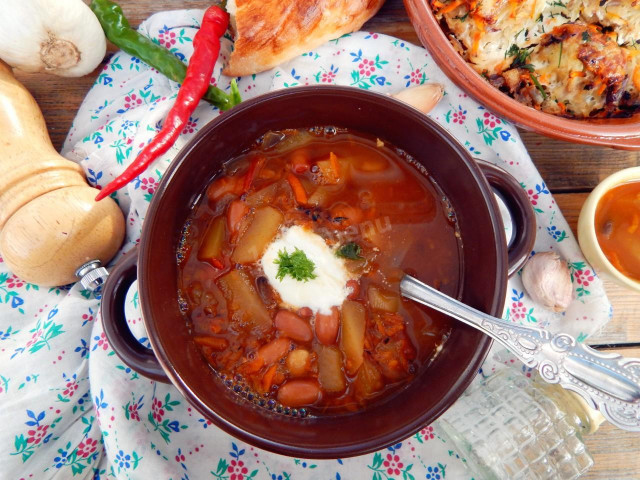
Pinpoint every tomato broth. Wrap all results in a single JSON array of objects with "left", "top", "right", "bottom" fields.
[
  {"left": 177, "top": 127, "right": 461, "bottom": 415},
  {"left": 595, "top": 180, "right": 640, "bottom": 282}
]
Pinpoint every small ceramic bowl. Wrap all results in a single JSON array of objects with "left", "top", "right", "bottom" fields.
[{"left": 578, "top": 167, "right": 640, "bottom": 292}]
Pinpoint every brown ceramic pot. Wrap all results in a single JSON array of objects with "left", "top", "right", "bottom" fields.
[
  {"left": 101, "top": 86, "right": 535, "bottom": 458},
  {"left": 404, "top": 0, "right": 640, "bottom": 150}
]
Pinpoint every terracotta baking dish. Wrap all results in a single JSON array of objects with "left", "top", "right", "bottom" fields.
[
  {"left": 404, "top": 0, "right": 640, "bottom": 150},
  {"left": 101, "top": 86, "right": 534, "bottom": 458}
]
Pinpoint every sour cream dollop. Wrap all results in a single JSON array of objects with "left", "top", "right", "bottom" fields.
[{"left": 260, "top": 226, "right": 350, "bottom": 314}]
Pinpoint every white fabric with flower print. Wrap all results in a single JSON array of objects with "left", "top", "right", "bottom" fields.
[{"left": 0, "top": 9, "right": 611, "bottom": 480}]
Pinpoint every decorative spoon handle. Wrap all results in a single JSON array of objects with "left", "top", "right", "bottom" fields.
[{"left": 400, "top": 274, "right": 640, "bottom": 431}]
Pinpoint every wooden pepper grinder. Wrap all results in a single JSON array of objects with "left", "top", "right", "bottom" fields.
[{"left": 0, "top": 59, "right": 125, "bottom": 287}]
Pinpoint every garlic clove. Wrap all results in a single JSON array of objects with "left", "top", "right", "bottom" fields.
[
  {"left": 390, "top": 84, "right": 445, "bottom": 115},
  {"left": 0, "top": 0, "right": 106, "bottom": 77},
  {"left": 521, "top": 251, "right": 573, "bottom": 312}
]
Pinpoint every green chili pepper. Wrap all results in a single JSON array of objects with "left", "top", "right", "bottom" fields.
[{"left": 90, "top": 0, "right": 239, "bottom": 110}]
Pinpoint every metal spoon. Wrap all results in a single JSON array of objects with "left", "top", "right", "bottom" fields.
[{"left": 400, "top": 274, "right": 640, "bottom": 432}]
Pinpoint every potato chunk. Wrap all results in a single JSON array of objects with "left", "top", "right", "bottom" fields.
[
  {"left": 231, "top": 206, "right": 283, "bottom": 263},
  {"left": 217, "top": 270, "right": 272, "bottom": 332},
  {"left": 318, "top": 346, "right": 346, "bottom": 393},
  {"left": 340, "top": 300, "right": 366, "bottom": 375},
  {"left": 198, "top": 216, "right": 225, "bottom": 263},
  {"left": 354, "top": 357, "right": 384, "bottom": 401},
  {"left": 286, "top": 349, "right": 311, "bottom": 377},
  {"left": 368, "top": 286, "right": 400, "bottom": 313}
]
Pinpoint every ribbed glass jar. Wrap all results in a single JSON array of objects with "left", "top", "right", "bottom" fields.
[{"left": 434, "top": 367, "right": 595, "bottom": 479}]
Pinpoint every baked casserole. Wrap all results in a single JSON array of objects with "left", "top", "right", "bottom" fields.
[{"left": 431, "top": 0, "right": 640, "bottom": 118}]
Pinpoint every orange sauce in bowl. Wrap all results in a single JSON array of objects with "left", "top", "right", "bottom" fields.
[{"left": 595, "top": 181, "right": 640, "bottom": 282}]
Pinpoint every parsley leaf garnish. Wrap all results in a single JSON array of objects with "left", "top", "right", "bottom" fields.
[
  {"left": 582, "top": 31, "right": 591, "bottom": 42},
  {"left": 528, "top": 72, "right": 548, "bottom": 100},
  {"left": 274, "top": 248, "right": 317, "bottom": 282},
  {"left": 504, "top": 44, "right": 547, "bottom": 100},
  {"left": 336, "top": 242, "right": 363, "bottom": 260},
  {"left": 506, "top": 44, "right": 533, "bottom": 67},
  {"left": 558, "top": 41, "right": 563, "bottom": 67}
]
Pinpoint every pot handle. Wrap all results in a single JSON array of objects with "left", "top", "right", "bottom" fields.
[
  {"left": 101, "top": 245, "right": 170, "bottom": 383},
  {"left": 476, "top": 160, "right": 536, "bottom": 277}
]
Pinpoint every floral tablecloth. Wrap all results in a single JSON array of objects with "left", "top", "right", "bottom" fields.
[{"left": 0, "top": 9, "right": 612, "bottom": 480}]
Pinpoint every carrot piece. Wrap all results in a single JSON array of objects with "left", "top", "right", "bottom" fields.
[
  {"left": 286, "top": 173, "right": 308, "bottom": 205},
  {"left": 440, "top": 0, "right": 462, "bottom": 14},
  {"left": 472, "top": 14, "right": 484, "bottom": 30},
  {"left": 273, "top": 370, "right": 286, "bottom": 386},
  {"left": 520, "top": 73, "right": 533, "bottom": 85},
  {"left": 569, "top": 71, "right": 586, "bottom": 78},
  {"left": 207, "top": 176, "right": 242, "bottom": 202},
  {"left": 240, "top": 356, "right": 265, "bottom": 375},
  {"left": 262, "top": 364, "right": 277, "bottom": 392},
  {"left": 633, "top": 66, "right": 640, "bottom": 91},
  {"left": 376, "top": 313, "right": 405, "bottom": 337},
  {"left": 291, "top": 150, "right": 310, "bottom": 174},
  {"left": 329, "top": 151, "right": 341, "bottom": 179},
  {"left": 243, "top": 157, "right": 265, "bottom": 193},
  {"left": 211, "top": 258, "right": 224, "bottom": 269},
  {"left": 193, "top": 336, "right": 228, "bottom": 351},
  {"left": 227, "top": 199, "right": 249, "bottom": 236},
  {"left": 597, "top": 82, "right": 607, "bottom": 96},
  {"left": 471, "top": 31, "right": 482, "bottom": 56}
]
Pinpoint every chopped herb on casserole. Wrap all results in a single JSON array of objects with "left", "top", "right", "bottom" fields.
[{"left": 431, "top": 0, "right": 640, "bottom": 118}]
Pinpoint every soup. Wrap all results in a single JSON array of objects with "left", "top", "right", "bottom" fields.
[
  {"left": 177, "top": 127, "right": 461, "bottom": 414},
  {"left": 595, "top": 180, "right": 640, "bottom": 282}
]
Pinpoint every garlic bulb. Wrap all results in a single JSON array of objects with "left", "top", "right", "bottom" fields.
[
  {"left": 0, "top": 0, "right": 106, "bottom": 77},
  {"left": 522, "top": 252, "right": 573, "bottom": 312}
]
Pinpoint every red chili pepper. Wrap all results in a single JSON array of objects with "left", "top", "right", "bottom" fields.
[{"left": 95, "top": 6, "right": 230, "bottom": 201}]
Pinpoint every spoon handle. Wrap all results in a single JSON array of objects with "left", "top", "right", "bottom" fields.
[{"left": 400, "top": 275, "right": 640, "bottom": 432}]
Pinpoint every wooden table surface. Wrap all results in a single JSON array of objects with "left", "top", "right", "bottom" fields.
[{"left": 15, "top": 0, "right": 639, "bottom": 477}]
